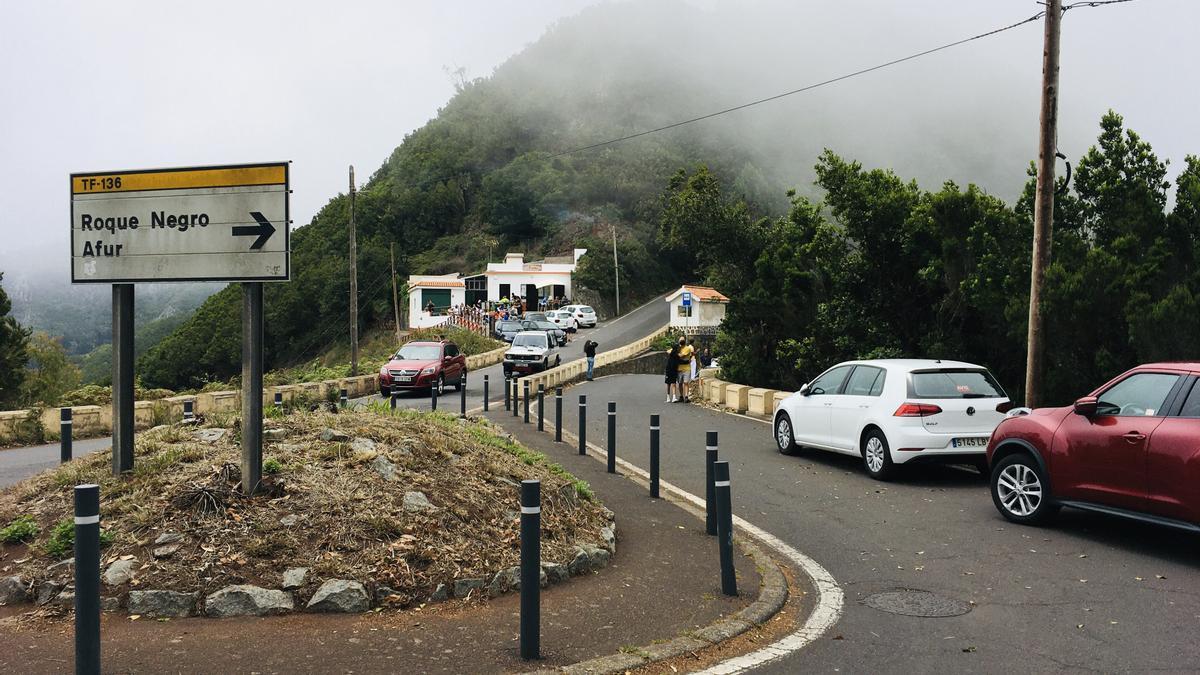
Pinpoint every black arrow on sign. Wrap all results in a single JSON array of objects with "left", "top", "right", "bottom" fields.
[{"left": 233, "top": 212, "right": 276, "bottom": 250}]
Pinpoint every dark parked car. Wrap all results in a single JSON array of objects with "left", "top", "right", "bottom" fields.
[
  {"left": 494, "top": 320, "right": 523, "bottom": 343},
  {"left": 522, "top": 320, "right": 567, "bottom": 346},
  {"left": 378, "top": 341, "right": 466, "bottom": 396},
  {"left": 522, "top": 312, "right": 548, "bottom": 323},
  {"left": 987, "top": 362, "right": 1200, "bottom": 533}
]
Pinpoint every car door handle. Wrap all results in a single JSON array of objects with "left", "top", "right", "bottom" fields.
[{"left": 1123, "top": 431, "right": 1146, "bottom": 442}]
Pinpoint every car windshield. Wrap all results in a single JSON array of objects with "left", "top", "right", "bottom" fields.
[
  {"left": 395, "top": 344, "right": 441, "bottom": 361},
  {"left": 909, "top": 369, "right": 1005, "bottom": 399},
  {"left": 497, "top": 321, "right": 522, "bottom": 331},
  {"left": 512, "top": 334, "right": 548, "bottom": 348}
]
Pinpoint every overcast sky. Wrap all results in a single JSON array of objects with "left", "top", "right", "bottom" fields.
[{"left": 2, "top": 0, "right": 1196, "bottom": 285}]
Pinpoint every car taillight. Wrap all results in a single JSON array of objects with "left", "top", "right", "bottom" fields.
[
  {"left": 893, "top": 403, "right": 943, "bottom": 417},
  {"left": 995, "top": 401, "right": 1014, "bottom": 413}
]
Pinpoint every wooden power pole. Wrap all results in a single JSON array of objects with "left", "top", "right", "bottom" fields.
[
  {"left": 1024, "top": 0, "right": 1062, "bottom": 408},
  {"left": 390, "top": 242, "right": 402, "bottom": 343},
  {"left": 611, "top": 226, "right": 620, "bottom": 317},
  {"left": 349, "top": 165, "right": 359, "bottom": 377}
]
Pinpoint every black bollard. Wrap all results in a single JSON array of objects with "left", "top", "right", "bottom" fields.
[
  {"left": 554, "top": 388, "right": 563, "bottom": 443},
  {"left": 519, "top": 480, "right": 541, "bottom": 659},
  {"left": 649, "top": 414, "right": 660, "bottom": 498},
  {"left": 523, "top": 380, "right": 531, "bottom": 424},
  {"left": 339, "top": 388, "right": 348, "bottom": 408},
  {"left": 274, "top": 391, "right": 283, "bottom": 409},
  {"left": 183, "top": 399, "right": 194, "bottom": 423},
  {"left": 713, "top": 460, "right": 737, "bottom": 596},
  {"left": 512, "top": 379, "right": 519, "bottom": 418},
  {"left": 484, "top": 375, "right": 490, "bottom": 412},
  {"left": 504, "top": 374, "right": 511, "bottom": 410},
  {"left": 74, "top": 483, "right": 101, "bottom": 675},
  {"left": 460, "top": 377, "right": 467, "bottom": 418},
  {"left": 389, "top": 393, "right": 397, "bottom": 411},
  {"left": 431, "top": 382, "right": 439, "bottom": 411},
  {"left": 578, "top": 395, "right": 587, "bottom": 455},
  {"left": 537, "top": 384, "right": 545, "bottom": 431},
  {"left": 60, "top": 408, "right": 73, "bottom": 464},
  {"left": 607, "top": 401, "right": 616, "bottom": 473},
  {"left": 706, "top": 431, "right": 718, "bottom": 536}
]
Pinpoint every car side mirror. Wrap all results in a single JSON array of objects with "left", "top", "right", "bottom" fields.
[
  {"left": 1073, "top": 396, "right": 1098, "bottom": 417},
  {"left": 799, "top": 383, "right": 812, "bottom": 396}
]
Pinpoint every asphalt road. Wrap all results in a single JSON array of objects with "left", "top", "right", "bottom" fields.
[
  {"left": 0, "top": 296, "right": 668, "bottom": 490},
  {"left": 539, "top": 374, "right": 1200, "bottom": 673}
]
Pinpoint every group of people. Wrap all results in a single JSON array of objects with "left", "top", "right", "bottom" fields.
[
  {"left": 442, "top": 303, "right": 489, "bottom": 334},
  {"left": 664, "top": 336, "right": 712, "bottom": 403}
]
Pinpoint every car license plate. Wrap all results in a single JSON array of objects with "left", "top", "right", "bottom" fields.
[
  {"left": 397, "top": 376, "right": 413, "bottom": 382},
  {"left": 951, "top": 437, "right": 988, "bottom": 448}
]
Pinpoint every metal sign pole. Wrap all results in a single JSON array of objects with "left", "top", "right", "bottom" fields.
[
  {"left": 241, "top": 282, "right": 264, "bottom": 496},
  {"left": 111, "top": 284, "right": 134, "bottom": 475}
]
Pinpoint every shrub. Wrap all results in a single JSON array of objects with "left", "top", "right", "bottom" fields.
[
  {"left": 0, "top": 515, "right": 39, "bottom": 543},
  {"left": 44, "top": 518, "right": 114, "bottom": 558},
  {"left": 263, "top": 458, "right": 283, "bottom": 474}
]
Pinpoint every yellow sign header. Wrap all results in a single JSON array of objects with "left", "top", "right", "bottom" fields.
[{"left": 72, "top": 164, "right": 287, "bottom": 195}]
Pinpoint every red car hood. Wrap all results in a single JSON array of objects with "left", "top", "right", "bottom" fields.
[{"left": 384, "top": 359, "right": 439, "bottom": 371}]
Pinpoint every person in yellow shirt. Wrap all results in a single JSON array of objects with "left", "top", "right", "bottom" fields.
[{"left": 675, "top": 336, "right": 695, "bottom": 403}]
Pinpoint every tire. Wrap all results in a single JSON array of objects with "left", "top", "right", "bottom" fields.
[
  {"left": 379, "top": 387, "right": 390, "bottom": 399},
  {"left": 990, "top": 453, "right": 1059, "bottom": 525},
  {"left": 436, "top": 375, "right": 445, "bottom": 396},
  {"left": 862, "top": 429, "right": 896, "bottom": 481},
  {"left": 455, "top": 370, "right": 467, "bottom": 392},
  {"left": 775, "top": 412, "right": 799, "bottom": 455},
  {"left": 555, "top": 355, "right": 561, "bottom": 366}
]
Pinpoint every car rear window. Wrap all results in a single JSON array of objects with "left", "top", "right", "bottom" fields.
[{"left": 908, "top": 369, "right": 1006, "bottom": 399}]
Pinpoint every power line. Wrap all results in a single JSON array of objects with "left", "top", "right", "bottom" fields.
[{"left": 547, "top": 2, "right": 1136, "bottom": 159}]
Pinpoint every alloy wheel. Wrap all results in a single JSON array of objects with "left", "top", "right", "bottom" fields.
[
  {"left": 865, "top": 437, "right": 886, "bottom": 473},
  {"left": 776, "top": 418, "right": 792, "bottom": 450},
  {"left": 996, "top": 463, "right": 1043, "bottom": 517}
]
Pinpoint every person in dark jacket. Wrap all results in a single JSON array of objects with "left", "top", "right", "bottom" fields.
[
  {"left": 584, "top": 340, "right": 598, "bottom": 380},
  {"left": 664, "top": 344, "right": 679, "bottom": 402}
]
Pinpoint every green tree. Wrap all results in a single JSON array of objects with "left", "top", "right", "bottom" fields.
[
  {"left": 20, "top": 333, "right": 82, "bottom": 406},
  {"left": 0, "top": 272, "right": 30, "bottom": 408}
]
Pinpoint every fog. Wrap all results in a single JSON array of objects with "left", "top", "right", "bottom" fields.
[{"left": 2, "top": 0, "right": 1197, "bottom": 289}]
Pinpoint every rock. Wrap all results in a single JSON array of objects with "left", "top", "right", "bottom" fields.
[
  {"left": 568, "top": 545, "right": 611, "bottom": 576},
  {"left": 543, "top": 563, "right": 569, "bottom": 585},
  {"left": 204, "top": 585, "right": 294, "bottom": 617},
  {"left": 101, "top": 596, "right": 121, "bottom": 612},
  {"left": 154, "top": 532, "right": 184, "bottom": 546},
  {"left": 350, "top": 437, "right": 377, "bottom": 453},
  {"left": 599, "top": 525, "right": 617, "bottom": 553},
  {"left": 488, "top": 567, "right": 519, "bottom": 596},
  {"left": 319, "top": 428, "right": 351, "bottom": 442},
  {"left": 36, "top": 581, "right": 64, "bottom": 606},
  {"left": 0, "top": 576, "right": 30, "bottom": 605},
  {"left": 601, "top": 507, "right": 615, "bottom": 521},
  {"left": 153, "top": 544, "right": 182, "bottom": 559},
  {"left": 282, "top": 567, "right": 309, "bottom": 590},
  {"left": 279, "top": 514, "right": 300, "bottom": 527},
  {"left": 428, "top": 583, "right": 449, "bottom": 602},
  {"left": 128, "top": 590, "right": 196, "bottom": 618},
  {"left": 375, "top": 585, "right": 403, "bottom": 605},
  {"left": 306, "top": 579, "right": 370, "bottom": 613},
  {"left": 568, "top": 547, "right": 591, "bottom": 576},
  {"left": 453, "top": 577, "right": 485, "bottom": 599},
  {"left": 403, "top": 491, "right": 435, "bottom": 513},
  {"left": 53, "top": 591, "right": 74, "bottom": 607},
  {"left": 263, "top": 428, "right": 288, "bottom": 440},
  {"left": 46, "top": 558, "right": 74, "bottom": 574},
  {"left": 371, "top": 455, "right": 397, "bottom": 481},
  {"left": 396, "top": 442, "right": 415, "bottom": 456},
  {"left": 103, "top": 559, "right": 138, "bottom": 586},
  {"left": 192, "top": 428, "right": 228, "bottom": 443}
]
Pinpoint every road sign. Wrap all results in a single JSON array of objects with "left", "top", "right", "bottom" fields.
[
  {"left": 70, "top": 162, "right": 289, "bottom": 283},
  {"left": 682, "top": 291, "right": 692, "bottom": 307}
]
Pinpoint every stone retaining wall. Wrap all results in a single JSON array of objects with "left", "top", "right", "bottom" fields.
[
  {"left": 512, "top": 325, "right": 670, "bottom": 394},
  {"left": 698, "top": 369, "right": 794, "bottom": 418}
]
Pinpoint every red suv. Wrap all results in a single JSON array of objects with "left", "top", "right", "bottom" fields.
[
  {"left": 987, "top": 363, "right": 1200, "bottom": 533},
  {"left": 378, "top": 341, "right": 467, "bottom": 397}
]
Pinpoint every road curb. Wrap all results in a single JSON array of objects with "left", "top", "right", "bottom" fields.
[{"left": 515, "top": 422, "right": 796, "bottom": 675}]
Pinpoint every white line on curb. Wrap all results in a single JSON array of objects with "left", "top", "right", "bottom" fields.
[{"left": 552, "top": 423, "right": 844, "bottom": 674}]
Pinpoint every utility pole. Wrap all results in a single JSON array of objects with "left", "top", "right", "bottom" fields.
[
  {"left": 1024, "top": 0, "right": 1062, "bottom": 408},
  {"left": 349, "top": 165, "right": 359, "bottom": 377},
  {"left": 390, "top": 242, "right": 402, "bottom": 343},
  {"left": 611, "top": 226, "right": 620, "bottom": 317}
]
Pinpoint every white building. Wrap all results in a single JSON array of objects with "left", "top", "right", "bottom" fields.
[
  {"left": 407, "top": 274, "right": 465, "bottom": 329},
  {"left": 666, "top": 285, "right": 729, "bottom": 334}
]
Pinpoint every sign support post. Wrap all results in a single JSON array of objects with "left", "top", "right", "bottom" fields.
[
  {"left": 242, "top": 282, "right": 264, "bottom": 495},
  {"left": 111, "top": 284, "right": 134, "bottom": 475}
]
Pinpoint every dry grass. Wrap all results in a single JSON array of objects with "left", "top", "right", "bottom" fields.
[{"left": 0, "top": 409, "right": 606, "bottom": 608}]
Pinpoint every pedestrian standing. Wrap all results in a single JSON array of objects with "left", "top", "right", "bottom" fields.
[
  {"left": 675, "top": 336, "right": 694, "bottom": 403},
  {"left": 584, "top": 339, "right": 598, "bottom": 381},
  {"left": 665, "top": 342, "right": 679, "bottom": 403},
  {"left": 687, "top": 338, "right": 699, "bottom": 399}
]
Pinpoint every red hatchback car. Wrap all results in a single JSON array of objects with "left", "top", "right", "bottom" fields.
[
  {"left": 987, "top": 363, "right": 1200, "bottom": 533},
  {"left": 378, "top": 341, "right": 466, "bottom": 397}
]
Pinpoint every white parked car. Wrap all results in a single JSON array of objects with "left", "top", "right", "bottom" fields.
[
  {"left": 772, "top": 359, "right": 1013, "bottom": 480},
  {"left": 562, "top": 304, "right": 597, "bottom": 328},
  {"left": 546, "top": 310, "right": 579, "bottom": 332}
]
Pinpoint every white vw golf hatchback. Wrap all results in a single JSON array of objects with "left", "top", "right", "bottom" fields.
[{"left": 773, "top": 359, "right": 1013, "bottom": 480}]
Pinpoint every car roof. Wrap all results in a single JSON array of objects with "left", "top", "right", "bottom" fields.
[
  {"left": 836, "top": 358, "right": 987, "bottom": 371},
  {"left": 403, "top": 340, "right": 445, "bottom": 347},
  {"left": 1134, "top": 362, "right": 1200, "bottom": 372}
]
